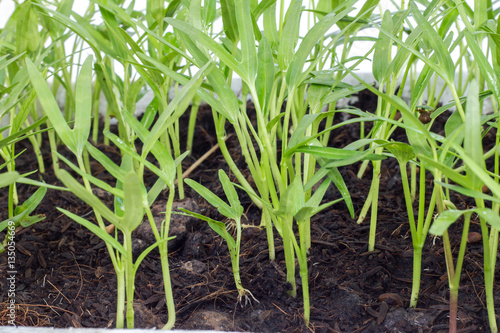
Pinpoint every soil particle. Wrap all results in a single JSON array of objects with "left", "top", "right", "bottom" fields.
[
  {"left": 184, "top": 309, "right": 237, "bottom": 331},
  {"left": 131, "top": 300, "right": 164, "bottom": 328},
  {"left": 181, "top": 259, "right": 206, "bottom": 275}
]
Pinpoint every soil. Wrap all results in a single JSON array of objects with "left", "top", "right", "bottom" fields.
[{"left": 0, "top": 91, "right": 498, "bottom": 332}]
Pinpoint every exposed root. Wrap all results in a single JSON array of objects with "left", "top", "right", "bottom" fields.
[{"left": 237, "top": 289, "right": 260, "bottom": 307}]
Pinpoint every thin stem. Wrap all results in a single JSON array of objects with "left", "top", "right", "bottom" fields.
[
  {"left": 263, "top": 208, "right": 275, "bottom": 260},
  {"left": 281, "top": 215, "right": 296, "bottom": 297},
  {"left": 186, "top": 96, "right": 201, "bottom": 155},
  {"left": 115, "top": 262, "right": 125, "bottom": 329},
  {"left": 160, "top": 185, "right": 176, "bottom": 330},
  {"left": 476, "top": 198, "right": 497, "bottom": 333},
  {"left": 123, "top": 232, "right": 135, "bottom": 329},
  {"left": 368, "top": 159, "right": 381, "bottom": 251}
]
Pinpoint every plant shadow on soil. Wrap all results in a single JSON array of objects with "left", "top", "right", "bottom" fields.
[{"left": 0, "top": 90, "right": 498, "bottom": 332}]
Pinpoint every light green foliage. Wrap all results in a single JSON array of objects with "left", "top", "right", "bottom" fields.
[
  {"left": 183, "top": 170, "right": 250, "bottom": 300},
  {"left": 27, "top": 56, "right": 93, "bottom": 157},
  {"left": 2, "top": 0, "right": 500, "bottom": 331}
]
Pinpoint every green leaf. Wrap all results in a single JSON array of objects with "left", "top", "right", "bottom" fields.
[
  {"left": 277, "top": 177, "right": 304, "bottom": 217},
  {"left": 431, "top": 208, "right": 500, "bottom": 236},
  {"left": 133, "top": 237, "right": 172, "bottom": 275},
  {"left": 73, "top": 55, "right": 93, "bottom": 156},
  {"left": 295, "top": 145, "right": 385, "bottom": 162},
  {"left": 287, "top": 114, "right": 322, "bottom": 153},
  {"left": 165, "top": 17, "right": 245, "bottom": 80},
  {"left": 218, "top": 170, "right": 243, "bottom": 217},
  {"left": 85, "top": 143, "right": 128, "bottom": 183},
  {"left": 16, "top": 177, "right": 68, "bottom": 191},
  {"left": 0, "top": 171, "right": 19, "bottom": 188},
  {"left": 26, "top": 58, "right": 76, "bottom": 154},
  {"left": 184, "top": 178, "right": 236, "bottom": 221},
  {"left": 57, "top": 169, "right": 121, "bottom": 227},
  {"left": 178, "top": 208, "right": 236, "bottom": 249},
  {"left": 307, "top": 83, "right": 331, "bottom": 113},
  {"left": 410, "top": 2, "right": 455, "bottom": 83},
  {"left": 57, "top": 152, "right": 124, "bottom": 198},
  {"left": 122, "top": 171, "right": 146, "bottom": 233},
  {"left": 143, "top": 63, "right": 207, "bottom": 156},
  {"left": 235, "top": 0, "right": 257, "bottom": 79},
  {"left": 464, "top": 79, "right": 485, "bottom": 190},
  {"left": 476, "top": 208, "right": 500, "bottom": 229},
  {"left": 220, "top": 0, "right": 238, "bottom": 42},
  {"left": 58, "top": 208, "right": 126, "bottom": 256},
  {"left": 262, "top": 2, "right": 279, "bottom": 47},
  {"left": 256, "top": 36, "right": 275, "bottom": 110},
  {"left": 373, "top": 10, "right": 392, "bottom": 83},
  {"left": 444, "top": 108, "right": 464, "bottom": 140},
  {"left": 266, "top": 113, "right": 285, "bottom": 132},
  {"left": 18, "top": 215, "right": 45, "bottom": 228},
  {"left": 430, "top": 209, "right": 469, "bottom": 236},
  {"left": 14, "top": 186, "right": 47, "bottom": 219},
  {"left": 287, "top": 4, "right": 355, "bottom": 88},
  {"left": 436, "top": 181, "right": 500, "bottom": 204},
  {"left": 321, "top": 161, "right": 354, "bottom": 218},
  {"left": 121, "top": 111, "right": 176, "bottom": 179},
  {"left": 278, "top": 0, "right": 302, "bottom": 71},
  {"left": 383, "top": 142, "right": 414, "bottom": 164},
  {"left": 104, "top": 130, "right": 174, "bottom": 186}
]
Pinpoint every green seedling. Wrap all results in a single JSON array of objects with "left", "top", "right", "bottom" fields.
[
  {"left": 273, "top": 176, "right": 343, "bottom": 324},
  {"left": 430, "top": 208, "right": 500, "bottom": 333},
  {"left": 57, "top": 168, "right": 171, "bottom": 329},
  {"left": 0, "top": 184, "right": 46, "bottom": 253},
  {"left": 383, "top": 141, "right": 429, "bottom": 308},
  {"left": 181, "top": 170, "right": 256, "bottom": 304}
]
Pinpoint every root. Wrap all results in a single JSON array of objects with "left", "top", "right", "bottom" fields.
[{"left": 237, "top": 288, "right": 259, "bottom": 307}]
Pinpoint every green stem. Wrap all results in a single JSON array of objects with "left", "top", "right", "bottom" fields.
[
  {"left": 263, "top": 208, "right": 275, "bottom": 260},
  {"left": 281, "top": 215, "right": 296, "bottom": 297},
  {"left": 298, "top": 252, "right": 309, "bottom": 325},
  {"left": 232, "top": 217, "right": 244, "bottom": 296},
  {"left": 8, "top": 182, "right": 14, "bottom": 218},
  {"left": 160, "top": 242, "right": 175, "bottom": 330},
  {"left": 399, "top": 160, "right": 421, "bottom": 307},
  {"left": 26, "top": 132, "right": 45, "bottom": 174},
  {"left": 161, "top": 185, "right": 176, "bottom": 330},
  {"left": 410, "top": 246, "right": 423, "bottom": 307},
  {"left": 48, "top": 127, "right": 60, "bottom": 176},
  {"left": 476, "top": 198, "right": 498, "bottom": 333},
  {"left": 115, "top": 263, "right": 125, "bottom": 329},
  {"left": 356, "top": 188, "right": 373, "bottom": 224},
  {"left": 449, "top": 288, "right": 458, "bottom": 333},
  {"left": 123, "top": 232, "right": 135, "bottom": 329},
  {"left": 368, "top": 160, "right": 381, "bottom": 251},
  {"left": 186, "top": 96, "right": 201, "bottom": 155},
  {"left": 410, "top": 163, "right": 417, "bottom": 202},
  {"left": 92, "top": 79, "right": 101, "bottom": 143}
]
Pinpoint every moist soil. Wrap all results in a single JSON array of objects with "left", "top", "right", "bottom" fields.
[{"left": 0, "top": 90, "right": 498, "bottom": 332}]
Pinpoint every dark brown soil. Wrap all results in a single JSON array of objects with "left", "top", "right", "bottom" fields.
[{"left": 0, "top": 92, "right": 498, "bottom": 332}]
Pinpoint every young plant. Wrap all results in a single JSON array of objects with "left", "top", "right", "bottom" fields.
[
  {"left": 57, "top": 167, "right": 171, "bottom": 329},
  {"left": 383, "top": 142, "right": 434, "bottom": 307},
  {"left": 430, "top": 208, "right": 500, "bottom": 333},
  {"left": 419, "top": 79, "right": 500, "bottom": 333},
  {"left": 182, "top": 169, "right": 255, "bottom": 303},
  {"left": 0, "top": 182, "right": 46, "bottom": 253}
]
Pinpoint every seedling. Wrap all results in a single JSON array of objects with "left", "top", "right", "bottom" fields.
[{"left": 181, "top": 169, "right": 257, "bottom": 304}]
